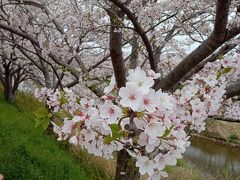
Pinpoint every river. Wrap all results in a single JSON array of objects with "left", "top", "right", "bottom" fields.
[{"left": 184, "top": 137, "right": 240, "bottom": 179}]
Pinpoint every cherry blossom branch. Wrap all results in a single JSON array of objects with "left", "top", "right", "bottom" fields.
[
  {"left": 87, "top": 54, "right": 110, "bottom": 72},
  {"left": 155, "top": 0, "right": 232, "bottom": 91},
  {"left": 108, "top": 0, "right": 157, "bottom": 72},
  {"left": 129, "top": 33, "right": 138, "bottom": 69},
  {"left": 0, "top": 22, "right": 85, "bottom": 88},
  {"left": 0, "top": 22, "right": 39, "bottom": 46},
  {"left": 180, "top": 43, "right": 238, "bottom": 83},
  {"left": 7, "top": 0, "right": 91, "bottom": 76}
]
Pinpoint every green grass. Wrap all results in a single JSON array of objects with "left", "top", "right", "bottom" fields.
[
  {"left": 0, "top": 93, "right": 111, "bottom": 180},
  {"left": 227, "top": 133, "right": 239, "bottom": 143}
]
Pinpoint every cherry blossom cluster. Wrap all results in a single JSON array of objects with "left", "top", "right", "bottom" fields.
[
  {"left": 222, "top": 99, "right": 240, "bottom": 120},
  {"left": 174, "top": 55, "right": 240, "bottom": 133},
  {"left": 35, "top": 87, "right": 81, "bottom": 114},
  {"left": 35, "top": 68, "right": 190, "bottom": 179},
  {"left": 35, "top": 55, "right": 237, "bottom": 179},
  {"left": 35, "top": 88, "right": 61, "bottom": 112}
]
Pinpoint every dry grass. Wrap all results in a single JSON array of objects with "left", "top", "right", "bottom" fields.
[
  {"left": 140, "top": 159, "right": 212, "bottom": 180},
  {"left": 163, "top": 163, "right": 214, "bottom": 180},
  {"left": 71, "top": 147, "right": 116, "bottom": 180},
  {"left": 0, "top": 174, "right": 4, "bottom": 180}
]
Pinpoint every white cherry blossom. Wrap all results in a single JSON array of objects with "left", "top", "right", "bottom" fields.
[
  {"left": 119, "top": 85, "right": 143, "bottom": 111},
  {"left": 147, "top": 69, "right": 161, "bottom": 79},
  {"left": 99, "top": 102, "right": 122, "bottom": 124},
  {"left": 62, "top": 119, "right": 78, "bottom": 134},
  {"left": 145, "top": 121, "right": 165, "bottom": 138},
  {"left": 203, "top": 74, "right": 218, "bottom": 87},
  {"left": 104, "top": 75, "right": 116, "bottom": 94},
  {"left": 126, "top": 67, "right": 154, "bottom": 94},
  {"left": 136, "top": 156, "right": 155, "bottom": 176},
  {"left": 80, "top": 98, "right": 95, "bottom": 109},
  {"left": 139, "top": 89, "right": 159, "bottom": 113}
]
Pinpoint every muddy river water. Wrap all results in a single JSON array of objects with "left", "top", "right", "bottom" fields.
[{"left": 184, "top": 137, "right": 240, "bottom": 178}]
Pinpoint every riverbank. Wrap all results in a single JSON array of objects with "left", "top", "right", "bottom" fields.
[{"left": 199, "top": 119, "right": 240, "bottom": 147}]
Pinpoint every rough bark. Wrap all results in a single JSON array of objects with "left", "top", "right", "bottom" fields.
[
  {"left": 108, "top": 0, "right": 157, "bottom": 72},
  {"left": 129, "top": 33, "right": 139, "bottom": 69},
  {"left": 0, "top": 59, "right": 24, "bottom": 103},
  {"left": 108, "top": 6, "right": 127, "bottom": 88},
  {"left": 3, "top": 88, "right": 16, "bottom": 103},
  {"left": 115, "top": 149, "right": 140, "bottom": 180},
  {"left": 225, "top": 80, "right": 240, "bottom": 98},
  {"left": 3, "top": 67, "right": 16, "bottom": 103}
]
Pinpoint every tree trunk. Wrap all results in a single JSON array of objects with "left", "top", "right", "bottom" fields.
[
  {"left": 129, "top": 33, "right": 138, "bottom": 69},
  {"left": 4, "top": 88, "right": 16, "bottom": 103},
  {"left": 2, "top": 67, "right": 16, "bottom": 103},
  {"left": 107, "top": 4, "right": 140, "bottom": 180},
  {"left": 115, "top": 150, "right": 140, "bottom": 180}
]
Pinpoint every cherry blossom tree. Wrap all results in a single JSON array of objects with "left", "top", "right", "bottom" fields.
[
  {"left": 0, "top": 0, "right": 240, "bottom": 179},
  {"left": 34, "top": 57, "right": 239, "bottom": 179},
  {"left": 0, "top": 38, "right": 33, "bottom": 102}
]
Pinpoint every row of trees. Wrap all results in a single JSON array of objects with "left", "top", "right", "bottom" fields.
[{"left": 0, "top": 0, "right": 240, "bottom": 179}]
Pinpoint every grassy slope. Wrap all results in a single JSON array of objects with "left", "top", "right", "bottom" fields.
[{"left": 0, "top": 93, "right": 107, "bottom": 180}]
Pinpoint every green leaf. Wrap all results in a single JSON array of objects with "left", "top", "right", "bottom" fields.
[
  {"left": 103, "top": 135, "right": 113, "bottom": 144},
  {"left": 109, "top": 124, "right": 121, "bottom": 135},
  {"left": 160, "top": 126, "right": 174, "bottom": 138},
  {"left": 103, "top": 124, "right": 123, "bottom": 144},
  {"left": 34, "top": 108, "right": 49, "bottom": 118},
  {"left": 34, "top": 118, "right": 42, "bottom": 128},
  {"left": 42, "top": 118, "right": 50, "bottom": 130},
  {"left": 175, "top": 83, "right": 185, "bottom": 90},
  {"left": 59, "top": 91, "right": 68, "bottom": 105},
  {"left": 216, "top": 67, "right": 232, "bottom": 79},
  {"left": 223, "top": 67, "right": 232, "bottom": 74},
  {"left": 216, "top": 72, "right": 221, "bottom": 79},
  {"left": 34, "top": 108, "right": 52, "bottom": 130},
  {"left": 54, "top": 109, "right": 73, "bottom": 119},
  {"left": 136, "top": 112, "right": 145, "bottom": 119}
]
